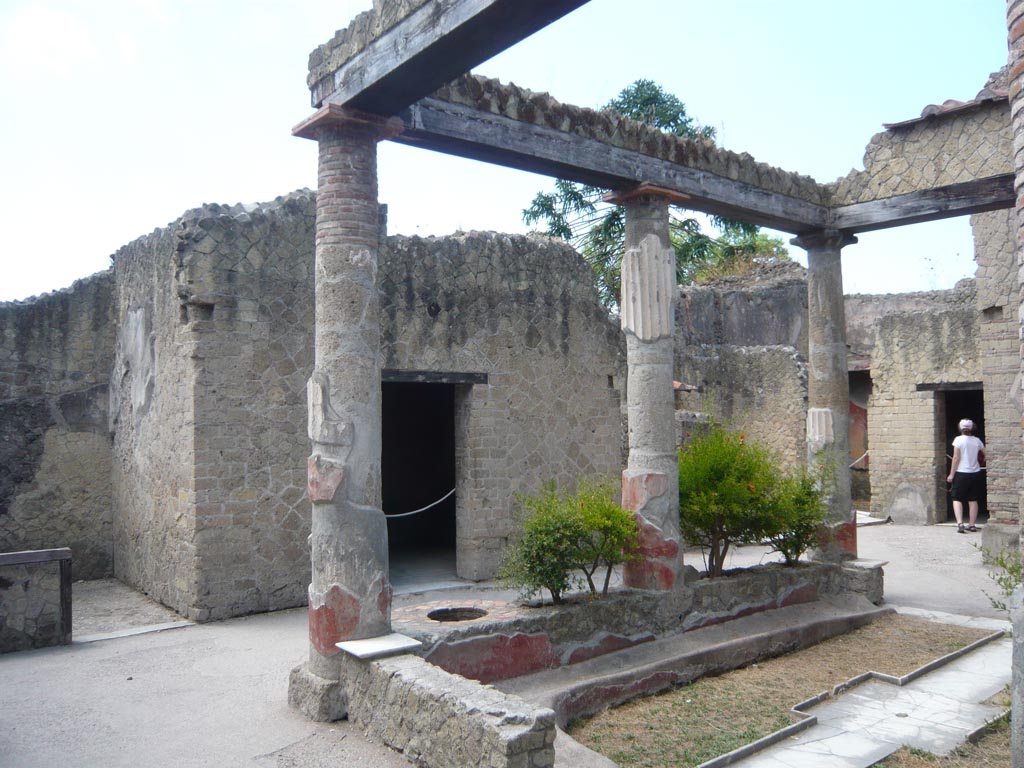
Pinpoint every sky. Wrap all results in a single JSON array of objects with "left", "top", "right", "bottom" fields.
[{"left": 0, "top": 0, "right": 1010, "bottom": 302}]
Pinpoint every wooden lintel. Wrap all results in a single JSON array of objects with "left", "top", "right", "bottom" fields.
[
  {"left": 603, "top": 183, "right": 692, "bottom": 207},
  {"left": 382, "top": 369, "right": 488, "bottom": 385},
  {"left": 394, "top": 98, "right": 830, "bottom": 233},
  {"left": 916, "top": 381, "right": 984, "bottom": 392},
  {"left": 312, "top": 0, "right": 590, "bottom": 113},
  {"left": 829, "top": 175, "right": 1014, "bottom": 233},
  {"left": 292, "top": 104, "right": 404, "bottom": 141},
  {"left": 0, "top": 548, "right": 72, "bottom": 567}
]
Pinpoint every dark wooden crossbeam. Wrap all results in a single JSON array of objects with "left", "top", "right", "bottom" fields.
[
  {"left": 829, "top": 175, "right": 1014, "bottom": 233},
  {"left": 394, "top": 98, "right": 832, "bottom": 233},
  {"left": 313, "top": 0, "right": 591, "bottom": 113}
]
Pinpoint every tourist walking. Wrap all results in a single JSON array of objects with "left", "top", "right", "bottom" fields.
[{"left": 946, "top": 418, "right": 985, "bottom": 533}]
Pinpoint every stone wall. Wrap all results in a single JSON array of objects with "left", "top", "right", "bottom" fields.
[
  {"left": 866, "top": 296, "right": 980, "bottom": 523},
  {"left": 0, "top": 555, "right": 69, "bottom": 653},
  {"left": 342, "top": 652, "right": 556, "bottom": 768},
  {"left": 107, "top": 196, "right": 622, "bottom": 617},
  {"left": 675, "top": 263, "right": 809, "bottom": 470},
  {"left": 972, "top": 209, "right": 1022, "bottom": 526},
  {"left": 0, "top": 275, "right": 117, "bottom": 579},
  {"left": 110, "top": 221, "right": 201, "bottom": 615},
  {"left": 381, "top": 232, "right": 624, "bottom": 579},
  {"left": 829, "top": 92, "right": 1010, "bottom": 205}
]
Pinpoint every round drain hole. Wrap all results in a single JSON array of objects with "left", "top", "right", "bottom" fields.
[{"left": 427, "top": 607, "right": 488, "bottom": 622}]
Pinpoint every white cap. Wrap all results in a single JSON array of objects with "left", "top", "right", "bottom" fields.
[{"left": 958, "top": 418, "right": 974, "bottom": 432}]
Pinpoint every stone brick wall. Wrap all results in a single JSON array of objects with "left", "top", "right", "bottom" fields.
[
  {"left": 866, "top": 298, "right": 980, "bottom": 523},
  {"left": 381, "top": 232, "right": 624, "bottom": 579},
  {"left": 973, "top": 208, "right": 1022, "bottom": 524},
  {"left": 342, "top": 652, "right": 556, "bottom": 768},
  {"left": 829, "top": 96, "right": 1010, "bottom": 205},
  {"left": 110, "top": 222, "right": 200, "bottom": 615},
  {"left": 0, "top": 559, "right": 66, "bottom": 653},
  {"left": 0, "top": 274, "right": 117, "bottom": 579}
]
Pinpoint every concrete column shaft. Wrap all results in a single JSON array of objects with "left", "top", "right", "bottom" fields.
[
  {"left": 307, "top": 123, "right": 390, "bottom": 678},
  {"left": 620, "top": 194, "right": 683, "bottom": 590},
  {"left": 792, "top": 229, "right": 855, "bottom": 557}
]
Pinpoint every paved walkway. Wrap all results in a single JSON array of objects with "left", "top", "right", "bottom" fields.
[{"left": 726, "top": 607, "right": 1011, "bottom": 768}]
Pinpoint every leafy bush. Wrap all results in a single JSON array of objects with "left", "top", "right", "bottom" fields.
[
  {"left": 499, "top": 477, "right": 638, "bottom": 604},
  {"left": 678, "top": 427, "right": 779, "bottom": 576},
  {"left": 764, "top": 468, "right": 829, "bottom": 566},
  {"left": 678, "top": 427, "right": 829, "bottom": 576}
]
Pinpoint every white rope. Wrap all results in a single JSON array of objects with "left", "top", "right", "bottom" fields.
[
  {"left": 849, "top": 450, "right": 869, "bottom": 469},
  {"left": 384, "top": 487, "right": 456, "bottom": 518}
]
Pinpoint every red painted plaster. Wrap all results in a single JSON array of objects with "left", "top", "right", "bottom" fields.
[
  {"left": 633, "top": 516, "right": 680, "bottom": 558},
  {"left": 377, "top": 583, "right": 392, "bottom": 619},
  {"left": 623, "top": 558, "right": 676, "bottom": 590},
  {"left": 425, "top": 632, "right": 558, "bottom": 684},
  {"left": 779, "top": 582, "right": 819, "bottom": 607},
  {"left": 307, "top": 455, "right": 345, "bottom": 503},
  {"left": 308, "top": 584, "right": 361, "bottom": 655},
  {"left": 566, "top": 633, "right": 654, "bottom": 665},
  {"left": 834, "top": 520, "right": 857, "bottom": 557},
  {"left": 621, "top": 470, "right": 670, "bottom": 512}
]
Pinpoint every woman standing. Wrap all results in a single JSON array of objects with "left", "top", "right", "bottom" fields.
[{"left": 946, "top": 418, "right": 986, "bottom": 533}]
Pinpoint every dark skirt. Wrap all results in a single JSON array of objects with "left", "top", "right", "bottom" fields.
[{"left": 950, "top": 471, "right": 983, "bottom": 502}]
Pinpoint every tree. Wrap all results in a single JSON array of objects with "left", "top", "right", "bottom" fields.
[{"left": 523, "top": 80, "right": 787, "bottom": 309}]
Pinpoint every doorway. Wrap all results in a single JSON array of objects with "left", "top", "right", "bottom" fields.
[
  {"left": 942, "top": 388, "right": 986, "bottom": 522},
  {"left": 381, "top": 382, "right": 457, "bottom": 583}
]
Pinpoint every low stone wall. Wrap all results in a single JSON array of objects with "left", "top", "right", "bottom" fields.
[
  {"left": 395, "top": 562, "right": 883, "bottom": 684},
  {"left": 342, "top": 653, "right": 556, "bottom": 768},
  {"left": 0, "top": 550, "right": 71, "bottom": 653}
]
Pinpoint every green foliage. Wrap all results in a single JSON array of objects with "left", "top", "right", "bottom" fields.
[
  {"left": 523, "top": 80, "right": 788, "bottom": 310},
  {"left": 499, "top": 477, "right": 638, "bottom": 603},
  {"left": 677, "top": 428, "right": 779, "bottom": 576},
  {"left": 678, "top": 428, "right": 829, "bottom": 576},
  {"left": 572, "top": 476, "right": 640, "bottom": 596},
  {"left": 764, "top": 467, "right": 830, "bottom": 566},
  {"left": 981, "top": 544, "right": 1023, "bottom": 613}
]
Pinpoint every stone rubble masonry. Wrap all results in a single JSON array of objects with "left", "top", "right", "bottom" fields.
[
  {"left": 342, "top": 652, "right": 556, "bottom": 768},
  {"left": 675, "top": 261, "right": 810, "bottom": 472},
  {"left": 101, "top": 191, "right": 621, "bottom": 620},
  {"left": 0, "top": 273, "right": 117, "bottom": 580},
  {"left": 433, "top": 75, "right": 828, "bottom": 206},
  {"left": 828, "top": 77, "right": 1011, "bottom": 205},
  {"left": 0, "top": 561, "right": 64, "bottom": 653},
  {"left": 867, "top": 298, "right": 980, "bottom": 524},
  {"left": 973, "top": 209, "right": 1023, "bottom": 525},
  {"left": 381, "top": 231, "right": 624, "bottom": 580}
]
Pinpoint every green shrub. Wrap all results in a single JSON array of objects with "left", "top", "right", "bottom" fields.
[
  {"left": 499, "top": 477, "right": 638, "bottom": 603},
  {"left": 572, "top": 476, "right": 640, "bottom": 596},
  {"left": 981, "top": 544, "right": 1022, "bottom": 614},
  {"left": 764, "top": 468, "right": 829, "bottom": 566},
  {"left": 678, "top": 427, "right": 779, "bottom": 576}
]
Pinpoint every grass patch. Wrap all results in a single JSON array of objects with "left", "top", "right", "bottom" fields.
[
  {"left": 569, "top": 614, "right": 998, "bottom": 768},
  {"left": 871, "top": 710, "right": 1011, "bottom": 768}
]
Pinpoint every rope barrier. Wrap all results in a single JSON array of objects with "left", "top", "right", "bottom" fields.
[
  {"left": 849, "top": 450, "right": 869, "bottom": 469},
  {"left": 384, "top": 487, "right": 456, "bottom": 518}
]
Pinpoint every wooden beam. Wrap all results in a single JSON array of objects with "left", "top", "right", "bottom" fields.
[
  {"left": 0, "top": 548, "right": 72, "bottom": 567},
  {"left": 830, "top": 175, "right": 1014, "bottom": 233},
  {"left": 382, "top": 369, "right": 488, "bottom": 385},
  {"left": 916, "top": 381, "right": 984, "bottom": 392},
  {"left": 313, "top": 0, "right": 591, "bottom": 113},
  {"left": 394, "top": 98, "right": 831, "bottom": 233}
]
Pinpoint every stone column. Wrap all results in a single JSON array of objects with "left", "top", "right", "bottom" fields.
[
  {"left": 791, "top": 229, "right": 856, "bottom": 559},
  {"left": 1005, "top": 3, "right": 1024, "bottom": 763},
  {"left": 289, "top": 108, "right": 398, "bottom": 721},
  {"left": 611, "top": 188, "right": 684, "bottom": 590}
]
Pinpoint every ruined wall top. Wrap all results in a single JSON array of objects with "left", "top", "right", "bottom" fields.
[
  {"left": 828, "top": 72, "right": 1011, "bottom": 205},
  {"left": 432, "top": 75, "right": 829, "bottom": 206},
  {"left": 307, "top": 0, "right": 430, "bottom": 93}
]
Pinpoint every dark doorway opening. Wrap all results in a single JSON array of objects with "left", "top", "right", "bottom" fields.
[
  {"left": 943, "top": 388, "right": 986, "bottom": 522},
  {"left": 381, "top": 382, "right": 457, "bottom": 578}
]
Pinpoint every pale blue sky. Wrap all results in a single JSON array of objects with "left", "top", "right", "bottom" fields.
[{"left": 0, "top": 0, "right": 1009, "bottom": 302}]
